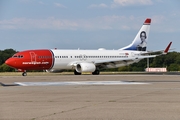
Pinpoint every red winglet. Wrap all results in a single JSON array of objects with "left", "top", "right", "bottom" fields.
[
  {"left": 164, "top": 42, "right": 172, "bottom": 53},
  {"left": 144, "top": 18, "right": 151, "bottom": 25}
]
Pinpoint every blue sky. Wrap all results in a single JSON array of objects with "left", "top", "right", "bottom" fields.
[{"left": 0, "top": 0, "right": 179, "bottom": 51}]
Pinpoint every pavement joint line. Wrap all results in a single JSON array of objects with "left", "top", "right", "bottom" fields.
[
  {"left": 32, "top": 89, "right": 163, "bottom": 120},
  {"left": 32, "top": 102, "right": 103, "bottom": 120}
]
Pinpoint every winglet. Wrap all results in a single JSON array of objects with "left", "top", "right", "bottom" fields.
[{"left": 163, "top": 42, "right": 172, "bottom": 54}]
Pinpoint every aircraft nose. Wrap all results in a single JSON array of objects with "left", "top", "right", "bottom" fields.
[{"left": 5, "top": 58, "right": 15, "bottom": 67}]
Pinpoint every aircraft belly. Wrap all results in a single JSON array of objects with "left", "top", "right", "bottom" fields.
[{"left": 52, "top": 61, "right": 71, "bottom": 70}]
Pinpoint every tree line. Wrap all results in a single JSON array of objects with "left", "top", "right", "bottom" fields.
[
  {"left": 0, "top": 49, "right": 17, "bottom": 72},
  {"left": 117, "top": 51, "right": 179, "bottom": 72},
  {"left": 0, "top": 49, "right": 179, "bottom": 72}
]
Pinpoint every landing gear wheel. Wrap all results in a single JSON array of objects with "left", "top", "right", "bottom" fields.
[
  {"left": 92, "top": 70, "right": 100, "bottom": 75},
  {"left": 74, "top": 70, "right": 81, "bottom": 75},
  {"left": 22, "top": 72, "right": 27, "bottom": 76}
]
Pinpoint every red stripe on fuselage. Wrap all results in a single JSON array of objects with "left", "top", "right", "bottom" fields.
[{"left": 5, "top": 49, "right": 54, "bottom": 70}]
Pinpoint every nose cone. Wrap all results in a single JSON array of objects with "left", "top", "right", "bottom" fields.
[{"left": 5, "top": 58, "right": 16, "bottom": 68}]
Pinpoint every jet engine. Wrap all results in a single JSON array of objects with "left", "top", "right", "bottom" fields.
[{"left": 75, "top": 63, "right": 96, "bottom": 73}]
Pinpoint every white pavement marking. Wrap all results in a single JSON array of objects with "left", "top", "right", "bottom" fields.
[{"left": 14, "top": 81, "right": 150, "bottom": 86}]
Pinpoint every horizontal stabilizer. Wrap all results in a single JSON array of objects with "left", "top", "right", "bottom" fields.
[{"left": 140, "top": 42, "right": 172, "bottom": 55}]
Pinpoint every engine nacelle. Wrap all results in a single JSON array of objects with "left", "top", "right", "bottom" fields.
[{"left": 75, "top": 63, "right": 96, "bottom": 73}]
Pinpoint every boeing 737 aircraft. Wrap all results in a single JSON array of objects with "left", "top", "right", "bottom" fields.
[{"left": 5, "top": 18, "right": 172, "bottom": 76}]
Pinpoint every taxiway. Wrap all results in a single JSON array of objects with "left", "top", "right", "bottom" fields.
[{"left": 1, "top": 75, "right": 180, "bottom": 120}]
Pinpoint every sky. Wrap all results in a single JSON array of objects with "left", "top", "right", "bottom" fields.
[{"left": 0, "top": 0, "right": 180, "bottom": 51}]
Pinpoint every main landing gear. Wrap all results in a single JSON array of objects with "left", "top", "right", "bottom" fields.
[
  {"left": 74, "top": 69, "right": 100, "bottom": 75},
  {"left": 92, "top": 69, "right": 100, "bottom": 75},
  {"left": 74, "top": 70, "right": 81, "bottom": 75}
]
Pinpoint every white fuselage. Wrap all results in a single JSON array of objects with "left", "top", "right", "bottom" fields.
[{"left": 51, "top": 49, "right": 143, "bottom": 71}]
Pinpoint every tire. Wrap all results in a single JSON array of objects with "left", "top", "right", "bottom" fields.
[
  {"left": 22, "top": 72, "right": 27, "bottom": 76},
  {"left": 74, "top": 70, "right": 81, "bottom": 75},
  {"left": 92, "top": 70, "right": 100, "bottom": 75}
]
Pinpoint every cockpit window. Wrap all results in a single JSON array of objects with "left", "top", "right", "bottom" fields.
[
  {"left": 18, "top": 55, "right": 23, "bottom": 58},
  {"left": 12, "top": 55, "right": 23, "bottom": 58},
  {"left": 12, "top": 55, "right": 17, "bottom": 58}
]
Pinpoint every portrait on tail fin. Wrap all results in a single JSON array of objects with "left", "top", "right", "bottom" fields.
[
  {"left": 137, "top": 31, "right": 147, "bottom": 51},
  {"left": 119, "top": 18, "right": 151, "bottom": 51}
]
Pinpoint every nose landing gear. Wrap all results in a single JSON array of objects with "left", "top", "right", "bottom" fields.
[
  {"left": 22, "top": 72, "right": 27, "bottom": 76},
  {"left": 17, "top": 69, "right": 27, "bottom": 76},
  {"left": 19, "top": 69, "right": 27, "bottom": 76}
]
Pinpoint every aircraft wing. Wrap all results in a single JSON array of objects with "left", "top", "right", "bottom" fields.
[
  {"left": 140, "top": 42, "right": 172, "bottom": 55},
  {"left": 94, "top": 55, "right": 156, "bottom": 69}
]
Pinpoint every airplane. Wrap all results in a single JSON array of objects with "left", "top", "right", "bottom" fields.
[{"left": 5, "top": 18, "right": 172, "bottom": 76}]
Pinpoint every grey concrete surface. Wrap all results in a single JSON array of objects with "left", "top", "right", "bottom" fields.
[{"left": 1, "top": 75, "right": 180, "bottom": 120}]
